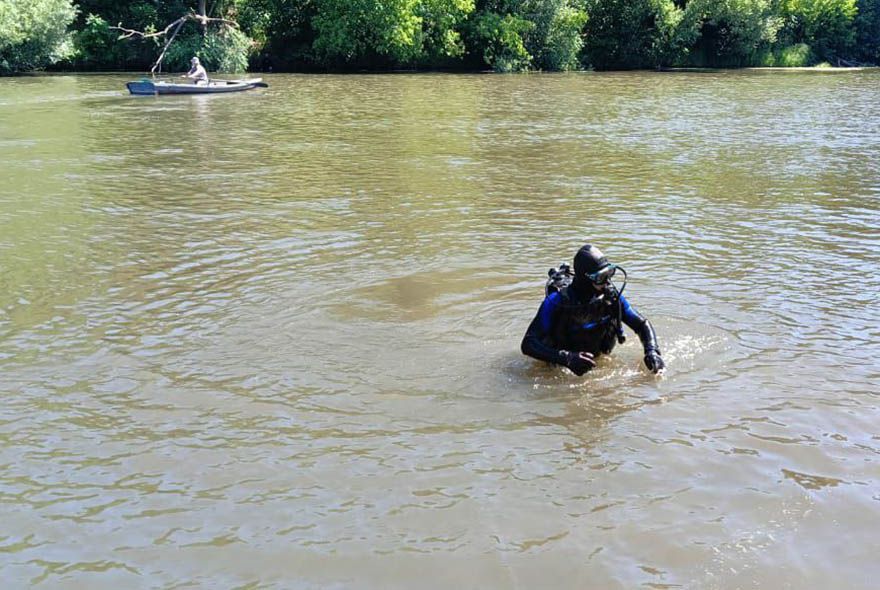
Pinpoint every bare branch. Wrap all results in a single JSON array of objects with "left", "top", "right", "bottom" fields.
[
  {"left": 110, "top": 11, "right": 242, "bottom": 77},
  {"left": 111, "top": 16, "right": 187, "bottom": 41},
  {"left": 150, "top": 17, "right": 188, "bottom": 75},
  {"left": 110, "top": 11, "right": 238, "bottom": 42}
]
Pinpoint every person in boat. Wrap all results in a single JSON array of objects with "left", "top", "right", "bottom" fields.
[
  {"left": 521, "top": 244, "right": 666, "bottom": 376},
  {"left": 183, "top": 56, "right": 208, "bottom": 85}
]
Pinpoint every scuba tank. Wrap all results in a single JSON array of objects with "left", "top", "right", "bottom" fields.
[{"left": 545, "top": 263, "right": 573, "bottom": 296}]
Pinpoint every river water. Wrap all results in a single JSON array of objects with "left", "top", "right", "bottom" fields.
[{"left": 1, "top": 72, "right": 878, "bottom": 588}]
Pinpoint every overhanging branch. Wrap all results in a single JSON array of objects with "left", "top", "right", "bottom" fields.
[
  {"left": 110, "top": 11, "right": 240, "bottom": 76},
  {"left": 110, "top": 12, "right": 239, "bottom": 41}
]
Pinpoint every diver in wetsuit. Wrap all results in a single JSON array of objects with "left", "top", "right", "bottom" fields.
[{"left": 521, "top": 244, "right": 666, "bottom": 376}]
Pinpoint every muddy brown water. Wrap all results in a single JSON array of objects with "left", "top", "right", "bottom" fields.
[{"left": 1, "top": 71, "right": 879, "bottom": 588}]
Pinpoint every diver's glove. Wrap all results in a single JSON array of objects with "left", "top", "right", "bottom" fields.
[
  {"left": 561, "top": 350, "right": 596, "bottom": 376},
  {"left": 644, "top": 349, "right": 666, "bottom": 374}
]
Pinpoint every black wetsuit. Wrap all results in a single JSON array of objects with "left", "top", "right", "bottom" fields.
[{"left": 521, "top": 282, "right": 659, "bottom": 366}]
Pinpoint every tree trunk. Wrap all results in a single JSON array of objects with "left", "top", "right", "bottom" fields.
[{"left": 198, "top": 0, "right": 208, "bottom": 35}]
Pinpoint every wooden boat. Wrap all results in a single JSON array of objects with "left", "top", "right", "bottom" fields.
[{"left": 126, "top": 78, "right": 267, "bottom": 95}]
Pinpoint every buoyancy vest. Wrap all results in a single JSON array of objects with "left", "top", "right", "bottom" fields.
[{"left": 551, "top": 284, "right": 622, "bottom": 355}]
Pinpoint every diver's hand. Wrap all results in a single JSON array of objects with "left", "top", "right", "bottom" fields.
[
  {"left": 562, "top": 351, "right": 596, "bottom": 376},
  {"left": 644, "top": 350, "right": 665, "bottom": 374}
]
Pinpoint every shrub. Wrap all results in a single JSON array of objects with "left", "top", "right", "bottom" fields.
[
  {"left": 776, "top": 41, "right": 814, "bottom": 65},
  {"left": 520, "top": 0, "right": 588, "bottom": 71},
  {"left": 679, "top": 0, "right": 789, "bottom": 67},
  {"left": 417, "top": 0, "right": 476, "bottom": 63},
  {"left": 311, "top": 0, "right": 424, "bottom": 66},
  {"left": 583, "top": 0, "right": 694, "bottom": 69},
  {"left": 470, "top": 11, "right": 535, "bottom": 71},
  {"left": 777, "top": 0, "right": 857, "bottom": 60},
  {"left": 164, "top": 26, "right": 254, "bottom": 73},
  {"left": 0, "top": 0, "right": 77, "bottom": 74},
  {"left": 855, "top": 0, "right": 880, "bottom": 62}
]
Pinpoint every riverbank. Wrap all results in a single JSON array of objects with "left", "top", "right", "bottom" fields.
[
  {"left": 662, "top": 65, "right": 878, "bottom": 73},
  {"left": 15, "top": 64, "right": 880, "bottom": 78}
]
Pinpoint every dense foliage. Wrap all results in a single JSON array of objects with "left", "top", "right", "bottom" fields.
[
  {"left": 5, "top": 0, "right": 880, "bottom": 73},
  {"left": 67, "top": 1, "right": 253, "bottom": 72},
  {"left": 855, "top": 0, "right": 880, "bottom": 62},
  {"left": 0, "top": 0, "right": 77, "bottom": 74}
]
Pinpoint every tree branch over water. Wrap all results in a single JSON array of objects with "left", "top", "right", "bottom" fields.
[
  {"left": 110, "top": 11, "right": 241, "bottom": 76},
  {"left": 110, "top": 13, "right": 240, "bottom": 41}
]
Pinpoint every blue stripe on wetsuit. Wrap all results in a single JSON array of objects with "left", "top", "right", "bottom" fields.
[
  {"left": 581, "top": 317, "right": 610, "bottom": 330},
  {"left": 620, "top": 294, "right": 641, "bottom": 328},
  {"left": 620, "top": 295, "right": 639, "bottom": 324},
  {"left": 538, "top": 292, "right": 561, "bottom": 333}
]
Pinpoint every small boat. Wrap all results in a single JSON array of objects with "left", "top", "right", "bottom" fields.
[{"left": 126, "top": 78, "right": 267, "bottom": 96}]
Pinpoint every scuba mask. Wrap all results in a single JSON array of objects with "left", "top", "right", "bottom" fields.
[
  {"left": 587, "top": 264, "right": 628, "bottom": 299},
  {"left": 546, "top": 262, "right": 629, "bottom": 294},
  {"left": 574, "top": 245, "right": 625, "bottom": 290},
  {"left": 585, "top": 264, "right": 617, "bottom": 286}
]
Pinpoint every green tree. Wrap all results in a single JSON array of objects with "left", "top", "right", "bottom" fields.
[
  {"left": 309, "top": 0, "right": 477, "bottom": 68},
  {"left": 583, "top": 0, "right": 693, "bottom": 69},
  {"left": 776, "top": 0, "right": 857, "bottom": 60},
  {"left": 518, "top": 0, "right": 588, "bottom": 71},
  {"left": 684, "top": 0, "right": 782, "bottom": 66},
  {"left": 70, "top": 1, "right": 163, "bottom": 69},
  {"left": 164, "top": 26, "right": 253, "bottom": 72},
  {"left": 312, "top": 0, "right": 424, "bottom": 66},
  {"left": 465, "top": 0, "right": 588, "bottom": 71},
  {"left": 468, "top": 10, "right": 535, "bottom": 71},
  {"left": 855, "top": 0, "right": 880, "bottom": 62},
  {"left": 417, "top": 0, "right": 476, "bottom": 63},
  {"left": 70, "top": 1, "right": 254, "bottom": 72},
  {"left": 0, "top": 0, "right": 77, "bottom": 74},
  {"left": 228, "top": 0, "right": 318, "bottom": 70},
  {"left": 653, "top": 0, "right": 703, "bottom": 66}
]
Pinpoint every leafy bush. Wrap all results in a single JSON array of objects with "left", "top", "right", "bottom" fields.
[
  {"left": 776, "top": 41, "right": 814, "bottom": 65},
  {"left": 689, "top": 0, "right": 782, "bottom": 66},
  {"left": 69, "top": 2, "right": 163, "bottom": 70},
  {"left": 71, "top": 13, "right": 153, "bottom": 69},
  {"left": 417, "top": 0, "right": 475, "bottom": 63},
  {"left": 235, "top": 0, "right": 319, "bottom": 70},
  {"left": 855, "top": 0, "right": 880, "bottom": 62},
  {"left": 0, "top": 0, "right": 77, "bottom": 74},
  {"left": 470, "top": 11, "right": 535, "bottom": 71},
  {"left": 519, "top": 0, "right": 588, "bottom": 71},
  {"left": 652, "top": 0, "right": 702, "bottom": 66},
  {"left": 73, "top": 14, "right": 115, "bottom": 67},
  {"left": 583, "top": 0, "right": 693, "bottom": 69},
  {"left": 542, "top": 4, "right": 587, "bottom": 70},
  {"left": 164, "top": 26, "right": 254, "bottom": 73},
  {"left": 754, "top": 41, "right": 815, "bottom": 65},
  {"left": 311, "top": 0, "right": 424, "bottom": 66},
  {"left": 777, "top": 0, "right": 857, "bottom": 60}
]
